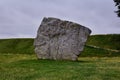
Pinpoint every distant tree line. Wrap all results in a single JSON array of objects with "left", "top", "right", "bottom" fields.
[{"left": 113, "top": 0, "right": 120, "bottom": 17}]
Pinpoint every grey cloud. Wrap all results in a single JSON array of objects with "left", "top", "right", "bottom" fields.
[{"left": 0, "top": 0, "right": 120, "bottom": 38}]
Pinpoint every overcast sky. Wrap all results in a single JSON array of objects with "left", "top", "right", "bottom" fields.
[{"left": 0, "top": 0, "right": 120, "bottom": 38}]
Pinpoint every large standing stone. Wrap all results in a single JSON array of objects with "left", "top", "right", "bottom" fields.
[{"left": 34, "top": 17, "right": 91, "bottom": 61}]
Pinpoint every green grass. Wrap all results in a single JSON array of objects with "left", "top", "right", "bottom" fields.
[
  {"left": 87, "top": 34, "right": 120, "bottom": 50},
  {"left": 81, "top": 45, "right": 120, "bottom": 57},
  {"left": 0, "top": 38, "right": 34, "bottom": 54},
  {"left": 0, "top": 34, "right": 120, "bottom": 57},
  {"left": 0, "top": 53, "right": 120, "bottom": 80},
  {"left": 0, "top": 34, "right": 120, "bottom": 80}
]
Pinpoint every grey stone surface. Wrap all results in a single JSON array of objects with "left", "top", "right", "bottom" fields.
[{"left": 34, "top": 17, "right": 91, "bottom": 61}]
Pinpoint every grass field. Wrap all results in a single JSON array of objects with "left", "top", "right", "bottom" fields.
[
  {"left": 87, "top": 34, "right": 120, "bottom": 50},
  {"left": 0, "top": 53, "right": 120, "bottom": 80},
  {"left": 0, "top": 34, "right": 120, "bottom": 57},
  {"left": 0, "top": 34, "right": 120, "bottom": 80}
]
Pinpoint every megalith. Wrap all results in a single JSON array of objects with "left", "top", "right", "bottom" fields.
[{"left": 34, "top": 17, "right": 91, "bottom": 61}]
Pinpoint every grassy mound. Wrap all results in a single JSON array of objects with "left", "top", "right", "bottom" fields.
[
  {"left": 81, "top": 45, "right": 120, "bottom": 57},
  {"left": 82, "top": 34, "right": 120, "bottom": 57},
  {"left": 0, "top": 34, "right": 120, "bottom": 56},
  {"left": 87, "top": 34, "right": 120, "bottom": 50},
  {"left": 0, "top": 38, "right": 34, "bottom": 54}
]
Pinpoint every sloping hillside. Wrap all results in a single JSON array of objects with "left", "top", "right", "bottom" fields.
[
  {"left": 86, "top": 34, "right": 120, "bottom": 50},
  {"left": 0, "top": 38, "right": 34, "bottom": 54},
  {"left": 0, "top": 34, "right": 120, "bottom": 56},
  {"left": 81, "top": 34, "right": 120, "bottom": 57}
]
